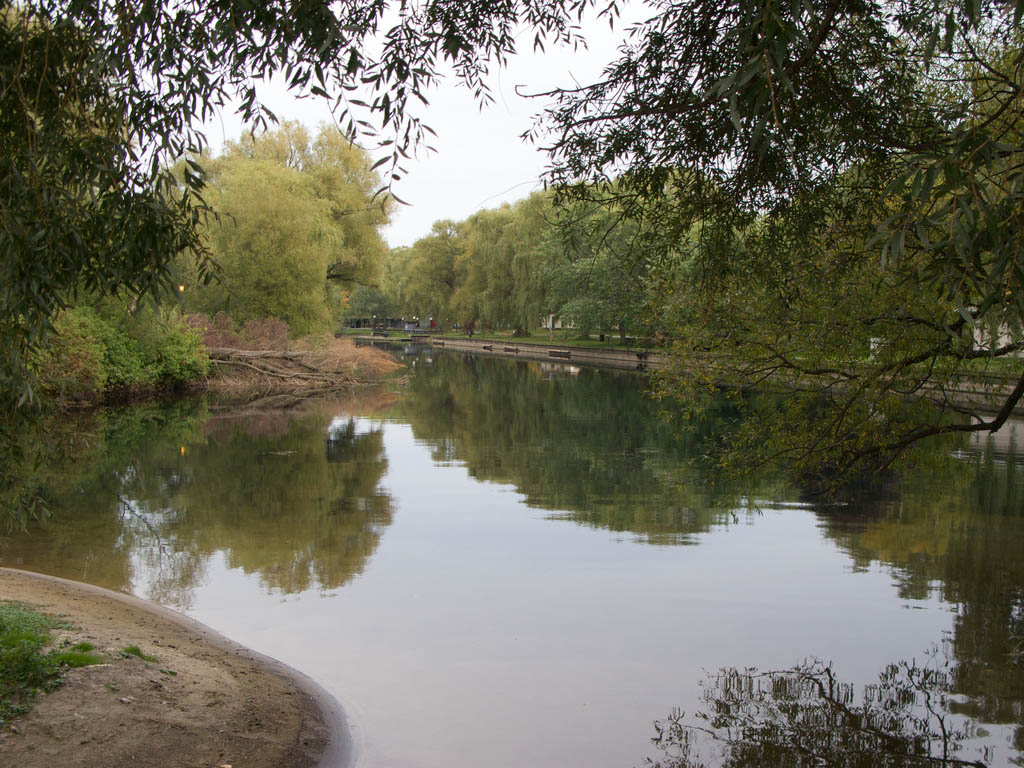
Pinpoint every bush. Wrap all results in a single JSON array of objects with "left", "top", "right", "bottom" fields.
[
  {"left": 38, "top": 302, "right": 209, "bottom": 401},
  {"left": 36, "top": 308, "right": 107, "bottom": 401},
  {"left": 91, "top": 317, "right": 148, "bottom": 389},
  {"left": 126, "top": 306, "right": 208, "bottom": 384}
]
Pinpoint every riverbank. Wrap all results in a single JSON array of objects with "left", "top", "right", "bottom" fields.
[
  {"left": 361, "top": 335, "right": 1024, "bottom": 415},
  {"left": 355, "top": 333, "right": 666, "bottom": 371},
  {"left": 0, "top": 568, "right": 351, "bottom": 768}
]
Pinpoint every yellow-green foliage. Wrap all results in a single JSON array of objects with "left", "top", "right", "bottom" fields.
[
  {"left": 183, "top": 122, "right": 390, "bottom": 337},
  {"left": 196, "top": 160, "right": 334, "bottom": 336}
]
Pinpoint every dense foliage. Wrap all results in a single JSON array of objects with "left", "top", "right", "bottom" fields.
[
  {"left": 5, "top": 0, "right": 1024, "bottom": 504},
  {"left": 375, "top": 191, "right": 671, "bottom": 340},
  {"left": 179, "top": 123, "right": 390, "bottom": 336},
  {"left": 38, "top": 303, "right": 208, "bottom": 403}
]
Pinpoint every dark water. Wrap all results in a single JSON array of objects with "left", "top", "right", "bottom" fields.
[{"left": 2, "top": 350, "right": 1022, "bottom": 767}]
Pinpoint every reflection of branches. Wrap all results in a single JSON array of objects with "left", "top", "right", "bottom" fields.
[
  {"left": 646, "top": 655, "right": 989, "bottom": 768},
  {"left": 1011, "top": 634, "right": 1024, "bottom": 666},
  {"left": 117, "top": 494, "right": 167, "bottom": 561}
]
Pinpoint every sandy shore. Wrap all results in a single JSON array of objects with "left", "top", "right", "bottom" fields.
[{"left": 0, "top": 568, "right": 352, "bottom": 768}]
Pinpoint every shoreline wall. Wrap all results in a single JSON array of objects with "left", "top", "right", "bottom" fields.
[
  {"left": 355, "top": 335, "right": 1024, "bottom": 416},
  {"left": 423, "top": 337, "right": 665, "bottom": 371}
]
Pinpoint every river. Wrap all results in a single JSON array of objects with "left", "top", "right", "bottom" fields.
[{"left": 2, "top": 348, "right": 1022, "bottom": 767}]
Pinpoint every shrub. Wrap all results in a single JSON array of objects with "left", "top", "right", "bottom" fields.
[
  {"left": 132, "top": 308, "right": 209, "bottom": 384},
  {"left": 36, "top": 308, "right": 107, "bottom": 401},
  {"left": 38, "top": 302, "right": 209, "bottom": 400},
  {"left": 92, "top": 318, "right": 148, "bottom": 389}
]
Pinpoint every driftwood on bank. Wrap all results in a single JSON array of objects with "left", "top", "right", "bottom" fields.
[{"left": 202, "top": 338, "right": 401, "bottom": 397}]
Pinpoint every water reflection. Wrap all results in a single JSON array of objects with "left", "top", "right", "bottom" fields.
[
  {"left": 1, "top": 396, "right": 395, "bottom": 606},
  {"left": 385, "top": 353, "right": 1024, "bottom": 764},
  {"left": 808, "top": 449, "right": 1024, "bottom": 756},
  {"left": 2, "top": 351, "right": 1023, "bottom": 766},
  {"left": 646, "top": 653, "right": 996, "bottom": 768},
  {"left": 387, "top": 351, "right": 788, "bottom": 544}
]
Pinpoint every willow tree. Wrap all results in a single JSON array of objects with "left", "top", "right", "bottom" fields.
[
  {"left": 187, "top": 158, "right": 334, "bottom": 336},
  {"left": 182, "top": 123, "right": 389, "bottom": 335},
  {"left": 534, "top": 3, "right": 1024, "bottom": 484},
  {"left": 6, "top": 0, "right": 1024, "bottom": 518},
  {"left": 400, "top": 221, "right": 462, "bottom": 330},
  {"left": 452, "top": 195, "right": 552, "bottom": 335},
  {"left": 223, "top": 122, "right": 391, "bottom": 288}
]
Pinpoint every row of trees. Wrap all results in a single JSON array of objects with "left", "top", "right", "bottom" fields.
[
  {"left": 348, "top": 191, "right": 669, "bottom": 341},
  {"left": 5, "top": 0, "right": 1024, "bottom": 501}
]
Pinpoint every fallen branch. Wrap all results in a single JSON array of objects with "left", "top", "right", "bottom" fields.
[{"left": 201, "top": 336, "right": 401, "bottom": 398}]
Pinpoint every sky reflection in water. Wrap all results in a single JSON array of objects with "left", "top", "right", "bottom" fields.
[{"left": 2, "top": 351, "right": 1022, "bottom": 767}]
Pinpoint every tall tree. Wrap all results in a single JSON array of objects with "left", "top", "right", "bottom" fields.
[
  {"left": 401, "top": 221, "right": 462, "bottom": 330},
  {"left": 225, "top": 122, "right": 391, "bottom": 287},
  {"left": 183, "top": 123, "right": 389, "bottom": 335},
  {"left": 189, "top": 158, "right": 335, "bottom": 336}
]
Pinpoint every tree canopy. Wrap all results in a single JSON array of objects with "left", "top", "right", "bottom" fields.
[
  {"left": 534, "top": 1, "right": 1024, "bottom": 483},
  {"left": 181, "top": 122, "right": 390, "bottom": 336},
  {"left": 5, "top": 0, "right": 1024, "bottom": 496}
]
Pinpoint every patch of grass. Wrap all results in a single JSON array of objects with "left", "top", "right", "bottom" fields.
[
  {"left": 0, "top": 602, "right": 70, "bottom": 636},
  {"left": 119, "top": 645, "right": 158, "bottom": 663},
  {"left": 0, "top": 601, "right": 99, "bottom": 725},
  {"left": 51, "top": 649, "right": 103, "bottom": 667}
]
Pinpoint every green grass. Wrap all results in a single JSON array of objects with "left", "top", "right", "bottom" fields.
[
  {"left": 51, "top": 649, "right": 103, "bottom": 667},
  {"left": 119, "top": 644, "right": 158, "bottom": 663},
  {"left": 0, "top": 602, "right": 101, "bottom": 724}
]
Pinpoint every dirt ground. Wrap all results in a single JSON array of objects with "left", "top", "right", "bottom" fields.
[{"left": 0, "top": 568, "right": 347, "bottom": 768}]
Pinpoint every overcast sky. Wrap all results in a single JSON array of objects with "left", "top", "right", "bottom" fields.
[{"left": 201, "top": 6, "right": 644, "bottom": 248}]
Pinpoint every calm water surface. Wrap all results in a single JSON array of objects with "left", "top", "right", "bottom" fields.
[{"left": 2, "top": 350, "right": 1023, "bottom": 767}]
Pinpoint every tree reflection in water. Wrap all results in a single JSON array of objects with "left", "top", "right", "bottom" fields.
[
  {"left": 646, "top": 654, "right": 995, "bottom": 768},
  {"left": 0, "top": 396, "right": 396, "bottom": 607}
]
